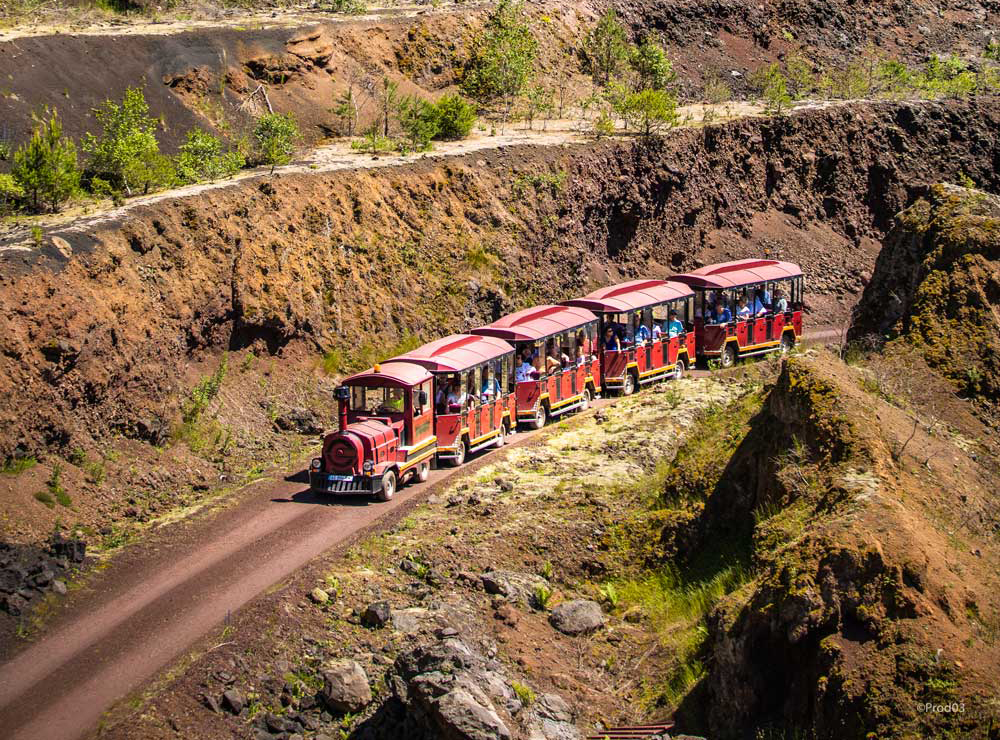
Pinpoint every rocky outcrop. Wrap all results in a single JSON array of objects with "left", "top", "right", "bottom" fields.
[
  {"left": 0, "top": 535, "right": 85, "bottom": 617},
  {"left": 368, "top": 637, "right": 579, "bottom": 740},
  {"left": 321, "top": 660, "right": 372, "bottom": 714}
]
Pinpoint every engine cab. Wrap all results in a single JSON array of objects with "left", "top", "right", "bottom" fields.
[{"left": 309, "top": 361, "right": 436, "bottom": 501}]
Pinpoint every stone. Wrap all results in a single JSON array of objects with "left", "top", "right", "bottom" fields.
[
  {"left": 548, "top": 600, "right": 605, "bottom": 636},
  {"left": 494, "top": 477, "right": 514, "bottom": 493},
  {"left": 622, "top": 606, "right": 643, "bottom": 623},
  {"left": 310, "top": 587, "right": 330, "bottom": 604},
  {"left": 435, "top": 687, "right": 512, "bottom": 740},
  {"left": 51, "top": 579, "right": 67, "bottom": 595},
  {"left": 221, "top": 688, "right": 245, "bottom": 715},
  {"left": 321, "top": 660, "right": 372, "bottom": 713},
  {"left": 391, "top": 608, "right": 426, "bottom": 634},
  {"left": 49, "top": 533, "right": 86, "bottom": 563},
  {"left": 274, "top": 407, "right": 324, "bottom": 435},
  {"left": 361, "top": 601, "right": 391, "bottom": 628},
  {"left": 202, "top": 693, "right": 221, "bottom": 713},
  {"left": 33, "top": 569, "right": 54, "bottom": 588},
  {"left": 535, "top": 693, "right": 573, "bottom": 722}
]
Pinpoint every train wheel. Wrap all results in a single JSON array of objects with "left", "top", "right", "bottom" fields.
[
  {"left": 622, "top": 372, "right": 636, "bottom": 396},
  {"left": 580, "top": 387, "right": 592, "bottom": 411},
  {"left": 494, "top": 424, "right": 506, "bottom": 448},
  {"left": 674, "top": 358, "right": 686, "bottom": 380},
  {"left": 417, "top": 462, "right": 430, "bottom": 482},
  {"left": 451, "top": 438, "right": 468, "bottom": 466},
  {"left": 780, "top": 333, "right": 796, "bottom": 354},
  {"left": 376, "top": 470, "right": 396, "bottom": 502},
  {"left": 528, "top": 404, "right": 547, "bottom": 430},
  {"left": 720, "top": 344, "right": 737, "bottom": 369}
]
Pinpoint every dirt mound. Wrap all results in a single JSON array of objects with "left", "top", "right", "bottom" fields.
[
  {"left": 656, "top": 352, "right": 1000, "bottom": 738},
  {"left": 851, "top": 184, "right": 1000, "bottom": 409},
  {"left": 1, "top": 99, "right": 998, "bottom": 544}
]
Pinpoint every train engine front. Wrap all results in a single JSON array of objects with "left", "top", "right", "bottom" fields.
[{"left": 309, "top": 362, "right": 436, "bottom": 502}]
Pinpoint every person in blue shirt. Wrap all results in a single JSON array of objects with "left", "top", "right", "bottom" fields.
[
  {"left": 636, "top": 321, "right": 651, "bottom": 343},
  {"left": 482, "top": 367, "right": 502, "bottom": 400},
  {"left": 667, "top": 310, "right": 685, "bottom": 337},
  {"left": 710, "top": 302, "right": 732, "bottom": 324},
  {"left": 759, "top": 287, "right": 772, "bottom": 310}
]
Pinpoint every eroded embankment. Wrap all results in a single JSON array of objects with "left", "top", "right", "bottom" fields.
[
  {"left": 627, "top": 353, "right": 1000, "bottom": 738},
  {"left": 1, "top": 99, "right": 999, "bottom": 542}
]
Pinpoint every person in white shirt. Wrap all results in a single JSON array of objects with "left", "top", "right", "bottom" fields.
[
  {"left": 445, "top": 378, "right": 468, "bottom": 408},
  {"left": 515, "top": 358, "right": 535, "bottom": 383}
]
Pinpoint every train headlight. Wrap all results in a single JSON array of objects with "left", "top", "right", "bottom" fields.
[
  {"left": 310, "top": 458, "right": 322, "bottom": 472},
  {"left": 363, "top": 460, "right": 374, "bottom": 473}
]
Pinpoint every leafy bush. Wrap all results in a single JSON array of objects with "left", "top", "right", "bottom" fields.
[
  {"left": 622, "top": 88, "right": 678, "bottom": 137},
  {"left": 252, "top": 112, "right": 299, "bottom": 173},
  {"left": 629, "top": 38, "right": 676, "bottom": 91},
  {"left": 176, "top": 129, "right": 244, "bottom": 183},
  {"left": 0, "top": 173, "right": 24, "bottom": 215},
  {"left": 84, "top": 87, "right": 166, "bottom": 196},
  {"left": 510, "top": 681, "right": 536, "bottom": 706},
  {"left": 182, "top": 353, "right": 229, "bottom": 423},
  {"left": 433, "top": 94, "right": 477, "bottom": 140},
  {"left": 326, "top": 0, "right": 366, "bottom": 13},
  {"left": 531, "top": 583, "right": 553, "bottom": 610},
  {"left": 592, "top": 110, "right": 615, "bottom": 138},
  {"left": 754, "top": 63, "right": 792, "bottom": 114},
  {"left": 350, "top": 125, "right": 393, "bottom": 155},
  {"left": 12, "top": 108, "right": 80, "bottom": 213}
]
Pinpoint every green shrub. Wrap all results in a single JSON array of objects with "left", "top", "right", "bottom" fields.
[
  {"left": 622, "top": 88, "right": 678, "bottom": 137},
  {"left": 84, "top": 87, "right": 166, "bottom": 196},
  {"left": 327, "top": 0, "right": 366, "bottom": 14},
  {"left": 350, "top": 125, "right": 393, "bottom": 155},
  {"left": 182, "top": 353, "right": 229, "bottom": 423},
  {"left": 531, "top": 583, "right": 552, "bottom": 609},
  {"left": 0, "top": 173, "right": 24, "bottom": 215},
  {"left": 629, "top": 38, "right": 676, "bottom": 91},
  {"left": 754, "top": 63, "right": 792, "bottom": 114},
  {"left": 47, "top": 464, "right": 71, "bottom": 507},
  {"left": 12, "top": 108, "right": 80, "bottom": 213},
  {"left": 2, "top": 455, "right": 37, "bottom": 475},
  {"left": 581, "top": 9, "right": 629, "bottom": 86},
  {"left": 433, "top": 94, "right": 477, "bottom": 140},
  {"left": 252, "top": 112, "right": 299, "bottom": 173},
  {"left": 510, "top": 681, "right": 536, "bottom": 706},
  {"left": 176, "top": 129, "right": 244, "bottom": 183},
  {"left": 34, "top": 490, "right": 55, "bottom": 508}
]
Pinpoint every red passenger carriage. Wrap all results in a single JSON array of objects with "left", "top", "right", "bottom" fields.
[
  {"left": 309, "top": 361, "right": 436, "bottom": 501},
  {"left": 673, "top": 259, "right": 804, "bottom": 367},
  {"left": 390, "top": 334, "right": 516, "bottom": 467},
  {"left": 471, "top": 305, "right": 601, "bottom": 429},
  {"left": 563, "top": 279, "right": 696, "bottom": 395}
]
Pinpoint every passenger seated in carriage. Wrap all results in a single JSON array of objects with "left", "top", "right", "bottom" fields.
[
  {"left": 736, "top": 297, "right": 751, "bottom": 319},
  {"left": 545, "top": 341, "right": 562, "bottom": 374},
  {"left": 635, "top": 314, "right": 651, "bottom": 344},
  {"left": 515, "top": 352, "right": 537, "bottom": 383},
  {"left": 773, "top": 288, "right": 788, "bottom": 313},
  {"left": 482, "top": 367, "right": 502, "bottom": 400},
  {"left": 709, "top": 301, "right": 732, "bottom": 324},
  {"left": 445, "top": 377, "right": 468, "bottom": 411},
  {"left": 603, "top": 326, "right": 621, "bottom": 352},
  {"left": 667, "top": 310, "right": 685, "bottom": 337}
]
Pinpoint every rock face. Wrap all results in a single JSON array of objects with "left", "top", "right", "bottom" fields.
[
  {"left": 548, "top": 600, "right": 605, "bottom": 636},
  {"left": 321, "top": 660, "right": 372, "bottom": 713},
  {"left": 0, "top": 536, "right": 86, "bottom": 618},
  {"left": 376, "top": 638, "right": 579, "bottom": 740}
]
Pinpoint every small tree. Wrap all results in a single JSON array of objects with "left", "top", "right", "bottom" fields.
[
  {"left": 375, "top": 77, "right": 401, "bottom": 138},
  {"left": 12, "top": 108, "right": 80, "bottom": 213},
  {"left": 253, "top": 112, "right": 299, "bottom": 174},
  {"left": 176, "top": 129, "right": 244, "bottom": 183},
  {"left": 396, "top": 96, "right": 440, "bottom": 152},
  {"left": 461, "top": 0, "right": 538, "bottom": 133},
  {"left": 756, "top": 63, "right": 792, "bottom": 115},
  {"left": 520, "top": 84, "right": 551, "bottom": 130},
  {"left": 583, "top": 9, "right": 630, "bottom": 86},
  {"left": 433, "top": 94, "right": 477, "bottom": 140},
  {"left": 784, "top": 53, "right": 815, "bottom": 99},
  {"left": 350, "top": 123, "right": 393, "bottom": 155},
  {"left": 622, "top": 88, "right": 678, "bottom": 138},
  {"left": 83, "top": 87, "right": 163, "bottom": 196},
  {"left": 333, "top": 73, "right": 369, "bottom": 137},
  {"left": 629, "top": 38, "right": 675, "bottom": 91}
]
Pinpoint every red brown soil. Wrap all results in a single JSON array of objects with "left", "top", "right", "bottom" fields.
[{"left": 0, "top": 410, "right": 594, "bottom": 740}]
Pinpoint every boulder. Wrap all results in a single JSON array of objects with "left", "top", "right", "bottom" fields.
[
  {"left": 310, "top": 587, "right": 330, "bottom": 604},
  {"left": 435, "top": 687, "right": 512, "bottom": 740},
  {"left": 274, "top": 408, "right": 324, "bottom": 435},
  {"left": 548, "top": 600, "right": 605, "bottom": 636},
  {"left": 361, "top": 600, "right": 391, "bottom": 628},
  {"left": 49, "top": 533, "right": 86, "bottom": 563},
  {"left": 221, "top": 688, "right": 245, "bottom": 714},
  {"left": 321, "top": 660, "right": 372, "bottom": 713},
  {"left": 51, "top": 579, "right": 67, "bottom": 595}
]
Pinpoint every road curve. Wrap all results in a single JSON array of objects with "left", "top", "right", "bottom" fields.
[{"left": 0, "top": 420, "right": 568, "bottom": 740}]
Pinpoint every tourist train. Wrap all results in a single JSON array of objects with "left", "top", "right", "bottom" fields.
[{"left": 309, "top": 259, "right": 804, "bottom": 500}]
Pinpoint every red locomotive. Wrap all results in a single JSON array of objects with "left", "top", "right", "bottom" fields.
[{"left": 310, "top": 259, "right": 804, "bottom": 499}]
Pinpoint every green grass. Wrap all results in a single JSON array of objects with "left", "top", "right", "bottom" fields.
[
  {"left": 47, "top": 464, "right": 71, "bottom": 507},
  {"left": 321, "top": 332, "right": 423, "bottom": 376},
  {"left": 511, "top": 681, "right": 536, "bottom": 706},
  {"left": 2, "top": 456, "right": 37, "bottom": 475},
  {"left": 34, "top": 490, "right": 55, "bottom": 508}
]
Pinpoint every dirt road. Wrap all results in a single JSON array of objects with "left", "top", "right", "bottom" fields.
[{"left": 0, "top": 414, "right": 597, "bottom": 740}]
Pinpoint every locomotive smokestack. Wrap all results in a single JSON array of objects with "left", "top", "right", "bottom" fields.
[{"left": 334, "top": 386, "right": 350, "bottom": 431}]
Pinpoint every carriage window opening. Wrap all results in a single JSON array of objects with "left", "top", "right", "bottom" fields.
[{"left": 467, "top": 367, "right": 480, "bottom": 407}]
